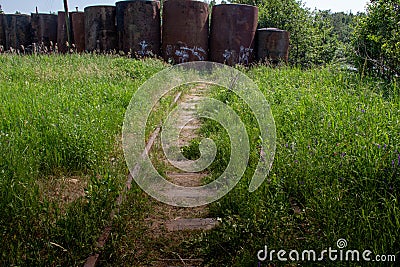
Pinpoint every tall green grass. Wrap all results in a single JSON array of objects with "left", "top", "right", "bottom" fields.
[
  {"left": 0, "top": 54, "right": 166, "bottom": 265},
  {"left": 1, "top": 55, "right": 398, "bottom": 266},
  {"left": 200, "top": 66, "right": 399, "bottom": 266}
]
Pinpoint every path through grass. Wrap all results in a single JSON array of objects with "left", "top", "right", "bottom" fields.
[{"left": 0, "top": 55, "right": 398, "bottom": 266}]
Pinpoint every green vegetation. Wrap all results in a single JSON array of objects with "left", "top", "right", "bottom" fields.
[
  {"left": 232, "top": 0, "right": 354, "bottom": 66},
  {"left": 1, "top": 55, "right": 398, "bottom": 266},
  {"left": 0, "top": 55, "right": 166, "bottom": 265},
  {"left": 353, "top": 0, "right": 400, "bottom": 79},
  {"left": 232, "top": 0, "right": 399, "bottom": 83},
  {"left": 200, "top": 65, "right": 400, "bottom": 266},
  {"left": 1, "top": 1, "right": 399, "bottom": 266}
]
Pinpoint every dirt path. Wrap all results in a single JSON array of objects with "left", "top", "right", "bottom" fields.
[
  {"left": 140, "top": 84, "right": 218, "bottom": 267},
  {"left": 84, "top": 84, "right": 218, "bottom": 267}
]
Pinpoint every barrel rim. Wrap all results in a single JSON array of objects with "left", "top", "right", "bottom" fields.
[
  {"left": 212, "top": 3, "right": 258, "bottom": 8},
  {"left": 70, "top": 11, "right": 84, "bottom": 15},
  {"left": 3, "top": 14, "right": 31, "bottom": 17},
  {"left": 31, "top": 13, "right": 58, "bottom": 16},
  {"left": 116, "top": 0, "right": 160, "bottom": 4},
  {"left": 57, "top": 11, "right": 79, "bottom": 15},
  {"left": 84, "top": 5, "right": 117, "bottom": 10},
  {"left": 164, "top": 0, "right": 209, "bottom": 4}
]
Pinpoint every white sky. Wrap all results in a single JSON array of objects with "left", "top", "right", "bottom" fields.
[
  {"left": 303, "top": 0, "right": 369, "bottom": 13},
  {"left": 0, "top": 0, "right": 369, "bottom": 14}
]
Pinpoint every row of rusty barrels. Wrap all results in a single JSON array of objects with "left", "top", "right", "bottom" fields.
[
  {"left": 113, "top": 0, "right": 290, "bottom": 65},
  {"left": 0, "top": 1, "right": 290, "bottom": 65},
  {"left": 0, "top": 12, "right": 85, "bottom": 53}
]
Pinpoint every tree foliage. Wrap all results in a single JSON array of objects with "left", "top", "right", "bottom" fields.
[
  {"left": 322, "top": 11, "right": 358, "bottom": 64},
  {"left": 231, "top": 0, "right": 340, "bottom": 67},
  {"left": 353, "top": 0, "right": 400, "bottom": 79},
  {"left": 330, "top": 12, "right": 357, "bottom": 44}
]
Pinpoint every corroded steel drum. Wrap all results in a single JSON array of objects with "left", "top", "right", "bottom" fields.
[
  {"left": 71, "top": 12, "right": 85, "bottom": 52},
  {"left": 57, "top": 11, "right": 72, "bottom": 53},
  {"left": 0, "top": 14, "right": 5, "bottom": 50},
  {"left": 116, "top": 0, "right": 129, "bottom": 50},
  {"left": 257, "top": 28, "right": 290, "bottom": 63},
  {"left": 3, "top": 14, "right": 32, "bottom": 51},
  {"left": 116, "top": 0, "right": 161, "bottom": 57},
  {"left": 31, "top": 13, "right": 58, "bottom": 47},
  {"left": 85, "top": 6, "right": 117, "bottom": 52},
  {"left": 209, "top": 4, "right": 258, "bottom": 66},
  {"left": 162, "top": 0, "right": 209, "bottom": 63}
]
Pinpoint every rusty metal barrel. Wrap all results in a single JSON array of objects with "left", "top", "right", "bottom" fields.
[
  {"left": 0, "top": 14, "right": 5, "bottom": 51},
  {"left": 31, "top": 13, "right": 58, "bottom": 48},
  {"left": 85, "top": 6, "right": 117, "bottom": 52},
  {"left": 71, "top": 12, "right": 85, "bottom": 52},
  {"left": 3, "top": 14, "right": 32, "bottom": 51},
  {"left": 257, "top": 28, "right": 290, "bottom": 63},
  {"left": 57, "top": 11, "right": 72, "bottom": 53},
  {"left": 162, "top": 0, "right": 209, "bottom": 64},
  {"left": 116, "top": 0, "right": 161, "bottom": 57},
  {"left": 209, "top": 4, "right": 258, "bottom": 66}
]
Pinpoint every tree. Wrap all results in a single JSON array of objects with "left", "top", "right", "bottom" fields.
[
  {"left": 353, "top": 0, "right": 400, "bottom": 79},
  {"left": 324, "top": 11, "right": 359, "bottom": 64},
  {"left": 231, "top": 0, "right": 339, "bottom": 67},
  {"left": 309, "top": 10, "right": 340, "bottom": 65},
  {"left": 208, "top": 0, "right": 217, "bottom": 12},
  {"left": 330, "top": 12, "right": 356, "bottom": 44}
]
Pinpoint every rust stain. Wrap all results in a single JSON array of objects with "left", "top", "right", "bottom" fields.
[
  {"left": 162, "top": 0, "right": 209, "bottom": 64},
  {"left": 31, "top": 13, "right": 58, "bottom": 47},
  {"left": 116, "top": 0, "right": 161, "bottom": 57},
  {"left": 210, "top": 4, "right": 258, "bottom": 66},
  {"left": 71, "top": 12, "right": 85, "bottom": 52},
  {"left": 257, "top": 28, "right": 290, "bottom": 63},
  {"left": 84, "top": 6, "right": 117, "bottom": 52}
]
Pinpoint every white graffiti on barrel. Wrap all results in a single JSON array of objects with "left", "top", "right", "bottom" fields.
[
  {"left": 138, "top": 40, "right": 153, "bottom": 56},
  {"left": 222, "top": 45, "right": 253, "bottom": 65},
  {"left": 223, "top": 49, "right": 234, "bottom": 62},
  {"left": 170, "top": 44, "right": 207, "bottom": 63},
  {"left": 238, "top": 45, "right": 253, "bottom": 65}
]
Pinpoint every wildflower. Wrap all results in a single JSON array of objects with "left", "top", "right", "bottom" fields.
[
  {"left": 398, "top": 154, "right": 400, "bottom": 166},
  {"left": 384, "top": 144, "right": 387, "bottom": 149},
  {"left": 361, "top": 109, "right": 366, "bottom": 113},
  {"left": 341, "top": 152, "right": 347, "bottom": 158},
  {"left": 377, "top": 144, "right": 381, "bottom": 149}
]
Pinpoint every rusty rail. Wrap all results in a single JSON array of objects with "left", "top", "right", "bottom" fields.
[{"left": 84, "top": 91, "right": 182, "bottom": 267}]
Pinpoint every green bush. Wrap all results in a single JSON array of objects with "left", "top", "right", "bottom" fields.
[
  {"left": 232, "top": 0, "right": 340, "bottom": 66},
  {"left": 353, "top": 0, "right": 400, "bottom": 79}
]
